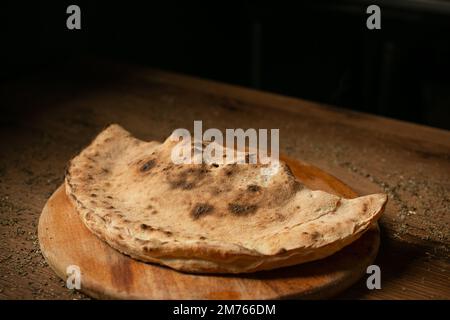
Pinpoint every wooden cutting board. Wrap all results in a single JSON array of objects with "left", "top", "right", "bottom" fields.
[{"left": 38, "top": 156, "right": 380, "bottom": 299}]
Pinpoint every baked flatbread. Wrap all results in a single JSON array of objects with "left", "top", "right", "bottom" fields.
[{"left": 65, "top": 124, "right": 387, "bottom": 273}]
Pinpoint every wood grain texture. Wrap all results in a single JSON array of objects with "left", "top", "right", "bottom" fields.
[
  {"left": 38, "top": 157, "right": 379, "bottom": 299},
  {"left": 0, "top": 59, "right": 448, "bottom": 299}
]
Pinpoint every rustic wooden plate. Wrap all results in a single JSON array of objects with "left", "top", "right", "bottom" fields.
[{"left": 38, "top": 156, "right": 379, "bottom": 299}]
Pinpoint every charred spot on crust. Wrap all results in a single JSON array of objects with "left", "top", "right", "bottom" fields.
[
  {"left": 140, "top": 224, "right": 154, "bottom": 231},
  {"left": 140, "top": 159, "right": 156, "bottom": 172},
  {"left": 100, "top": 215, "right": 111, "bottom": 224},
  {"left": 223, "top": 167, "right": 234, "bottom": 176},
  {"left": 199, "top": 236, "right": 207, "bottom": 240},
  {"left": 191, "top": 203, "right": 214, "bottom": 219},
  {"left": 211, "top": 163, "right": 219, "bottom": 168},
  {"left": 247, "top": 184, "right": 260, "bottom": 192},
  {"left": 90, "top": 193, "right": 97, "bottom": 197},
  {"left": 310, "top": 231, "right": 321, "bottom": 241},
  {"left": 361, "top": 202, "right": 368, "bottom": 214},
  {"left": 275, "top": 212, "right": 286, "bottom": 221},
  {"left": 328, "top": 199, "right": 341, "bottom": 215},
  {"left": 198, "top": 165, "right": 210, "bottom": 174},
  {"left": 293, "top": 181, "right": 304, "bottom": 192},
  {"left": 228, "top": 203, "right": 257, "bottom": 215},
  {"left": 168, "top": 165, "right": 209, "bottom": 190},
  {"left": 170, "top": 179, "right": 194, "bottom": 190},
  {"left": 165, "top": 231, "right": 172, "bottom": 236}
]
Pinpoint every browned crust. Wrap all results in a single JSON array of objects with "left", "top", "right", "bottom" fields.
[{"left": 64, "top": 124, "right": 388, "bottom": 273}]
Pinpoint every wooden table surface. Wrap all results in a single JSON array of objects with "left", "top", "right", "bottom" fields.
[{"left": 0, "top": 60, "right": 449, "bottom": 299}]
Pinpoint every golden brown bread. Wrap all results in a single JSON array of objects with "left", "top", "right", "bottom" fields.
[{"left": 65, "top": 124, "right": 387, "bottom": 273}]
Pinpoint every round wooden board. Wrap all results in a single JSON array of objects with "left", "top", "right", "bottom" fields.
[{"left": 38, "top": 156, "right": 379, "bottom": 299}]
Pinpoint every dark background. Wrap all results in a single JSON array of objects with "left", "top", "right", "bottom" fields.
[{"left": 1, "top": 0, "right": 450, "bottom": 130}]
